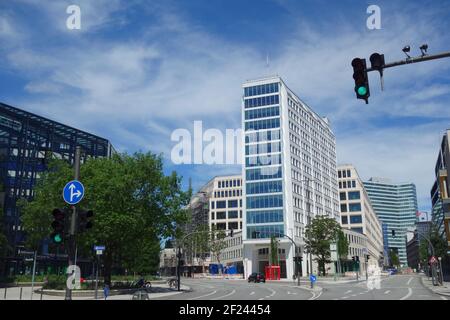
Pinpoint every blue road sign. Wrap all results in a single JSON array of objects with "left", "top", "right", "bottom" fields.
[
  {"left": 63, "top": 180, "right": 85, "bottom": 205},
  {"left": 94, "top": 246, "right": 105, "bottom": 251},
  {"left": 310, "top": 274, "right": 316, "bottom": 282}
]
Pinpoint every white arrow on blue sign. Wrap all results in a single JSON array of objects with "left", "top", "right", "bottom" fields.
[
  {"left": 63, "top": 180, "right": 85, "bottom": 205},
  {"left": 310, "top": 274, "right": 316, "bottom": 282},
  {"left": 94, "top": 246, "right": 105, "bottom": 251}
]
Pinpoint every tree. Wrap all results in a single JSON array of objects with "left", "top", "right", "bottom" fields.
[
  {"left": 210, "top": 226, "right": 227, "bottom": 275},
  {"left": 389, "top": 250, "right": 400, "bottom": 268},
  {"left": 337, "top": 229, "right": 349, "bottom": 273},
  {"left": 19, "top": 152, "right": 190, "bottom": 285},
  {"left": 305, "top": 215, "right": 341, "bottom": 276}
]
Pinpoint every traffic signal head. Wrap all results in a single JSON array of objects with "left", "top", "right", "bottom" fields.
[
  {"left": 352, "top": 256, "right": 355, "bottom": 262},
  {"left": 369, "top": 53, "right": 385, "bottom": 74},
  {"left": 356, "top": 256, "right": 360, "bottom": 262},
  {"left": 51, "top": 208, "right": 66, "bottom": 244},
  {"left": 78, "top": 209, "right": 94, "bottom": 233},
  {"left": 351, "top": 58, "right": 370, "bottom": 104}
]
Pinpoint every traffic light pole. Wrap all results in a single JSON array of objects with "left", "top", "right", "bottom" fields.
[
  {"left": 366, "top": 51, "right": 450, "bottom": 73},
  {"left": 64, "top": 146, "right": 81, "bottom": 300}
]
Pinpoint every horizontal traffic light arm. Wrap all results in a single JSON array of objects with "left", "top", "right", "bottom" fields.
[{"left": 366, "top": 51, "right": 450, "bottom": 72}]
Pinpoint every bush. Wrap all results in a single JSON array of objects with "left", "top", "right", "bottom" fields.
[{"left": 42, "top": 275, "right": 66, "bottom": 290}]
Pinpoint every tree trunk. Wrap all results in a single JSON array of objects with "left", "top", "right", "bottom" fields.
[{"left": 103, "top": 252, "right": 113, "bottom": 286}]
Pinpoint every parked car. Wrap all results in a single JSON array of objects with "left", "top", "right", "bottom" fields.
[
  {"left": 248, "top": 272, "right": 266, "bottom": 283},
  {"left": 386, "top": 268, "right": 398, "bottom": 275}
]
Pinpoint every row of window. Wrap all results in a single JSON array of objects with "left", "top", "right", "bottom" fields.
[
  {"left": 341, "top": 215, "right": 363, "bottom": 224},
  {"left": 246, "top": 195, "right": 283, "bottom": 209},
  {"left": 214, "top": 189, "right": 242, "bottom": 198},
  {"left": 244, "top": 83, "right": 279, "bottom": 97},
  {"left": 246, "top": 154, "right": 281, "bottom": 167},
  {"left": 246, "top": 129, "right": 280, "bottom": 144},
  {"left": 245, "top": 106, "right": 280, "bottom": 120},
  {"left": 246, "top": 180, "right": 283, "bottom": 195},
  {"left": 245, "top": 118, "right": 280, "bottom": 131},
  {"left": 245, "top": 142, "right": 281, "bottom": 156},
  {"left": 340, "top": 191, "right": 361, "bottom": 201},
  {"left": 211, "top": 210, "right": 242, "bottom": 220},
  {"left": 257, "top": 248, "right": 286, "bottom": 255},
  {"left": 212, "top": 199, "right": 242, "bottom": 209},
  {"left": 338, "top": 169, "right": 352, "bottom": 178},
  {"left": 212, "top": 222, "right": 242, "bottom": 231},
  {"left": 247, "top": 209, "right": 284, "bottom": 224},
  {"left": 247, "top": 224, "right": 285, "bottom": 239},
  {"left": 244, "top": 95, "right": 279, "bottom": 109},
  {"left": 340, "top": 202, "right": 362, "bottom": 212},
  {"left": 246, "top": 167, "right": 282, "bottom": 181},
  {"left": 339, "top": 180, "right": 356, "bottom": 189},
  {"left": 218, "top": 179, "right": 241, "bottom": 188}
]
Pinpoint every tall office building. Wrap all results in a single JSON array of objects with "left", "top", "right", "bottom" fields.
[
  {"left": 241, "top": 76, "right": 339, "bottom": 279},
  {"left": 363, "top": 177, "right": 418, "bottom": 266},
  {"left": 0, "top": 102, "right": 114, "bottom": 275},
  {"left": 337, "top": 165, "right": 384, "bottom": 266}
]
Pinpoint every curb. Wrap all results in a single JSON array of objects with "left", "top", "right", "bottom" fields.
[{"left": 421, "top": 276, "right": 450, "bottom": 297}]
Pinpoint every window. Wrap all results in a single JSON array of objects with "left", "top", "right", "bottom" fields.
[
  {"left": 211, "top": 212, "right": 215, "bottom": 220},
  {"left": 347, "top": 170, "right": 351, "bottom": 178},
  {"left": 217, "top": 201, "right": 226, "bottom": 209},
  {"left": 228, "top": 210, "right": 238, "bottom": 219},
  {"left": 247, "top": 195, "right": 283, "bottom": 209},
  {"left": 217, "top": 211, "right": 226, "bottom": 219},
  {"left": 218, "top": 181, "right": 221, "bottom": 188},
  {"left": 338, "top": 171, "right": 342, "bottom": 178},
  {"left": 349, "top": 203, "right": 361, "bottom": 212},
  {"left": 226, "top": 181, "right": 229, "bottom": 188},
  {"left": 341, "top": 216, "right": 348, "bottom": 224},
  {"left": 211, "top": 202, "right": 215, "bottom": 209},
  {"left": 348, "top": 191, "right": 360, "bottom": 200},
  {"left": 247, "top": 209, "right": 284, "bottom": 224},
  {"left": 216, "top": 223, "right": 226, "bottom": 230},
  {"left": 352, "top": 180, "right": 356, "bottom": 188},
  {"left": 228, "top": 200, "right": 238, "bottom": 208},
  {"left": 228, "top": 222, "right": 238, "bottom": 230},
  {"left": 351, "top": 227, "right": 363, "bottom": 234},
  {"left": 339, "top": 192, "right": 346, "bottom": 201},
  {"left": 343, "top": 170, "right": 346, "bottom": 178},
  {"left": 340, "top": 204, "right": 347, "bottom": 213},
  {"left": 350, "top": 215, "right": 362, "bottom": 224}
]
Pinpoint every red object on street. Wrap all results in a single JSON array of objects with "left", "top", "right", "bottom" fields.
[
  {"left": 80, "top": 277, "right": 85, "bottom": 283},
  {"left": 265, "top": 265, "right": 281, "bottom": 280},
  {"left": 429, "top": 256, "right": 437, "bottom": 264}
]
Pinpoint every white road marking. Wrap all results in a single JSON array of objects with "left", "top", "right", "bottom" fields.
[
  {"left": 249, "top": 292, "right": 255, "bottom": 296},
  {"left": 342, "top": 296, "right": 349, "bottom": 299},
  {"left": 211, "top": 289, "right": 236, "bottom": 300},
  {"left": 344, "top": 290, "right": 352, "bottom": 294},
  {"left": 441, "top": 296, "right": 448, "bottom": 301},
  {"left": 384, "top": 290, "right": 391, "bottom": 294},
  {"left": 351, "top": 294, "right": 358, "bottom": 297},
  {"left": 188, "top": 290, "right": 218, "bottom": 300},
  {"left": 258, "top": 297, "right": 264, "bottom": 300},
  {"left": 400, "top": 288, "right": 413, "bottom": 300},
  {"left": 359, "top": 292, "right": 365, "bottom": 295},
  {"left": 308, "top": 290, "right": 322, "bottom": 300},
  {"left": 406, "top": 277, "right": 413, "bottom": 285}
]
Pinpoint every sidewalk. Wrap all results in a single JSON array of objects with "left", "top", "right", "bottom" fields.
[{"left": 421, "top": 276, "right": 450, "bottom": 297}]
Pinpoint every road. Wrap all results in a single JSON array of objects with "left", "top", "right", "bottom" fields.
[{"left": 155, "top": 274, "right": 447, "bottom": 300}]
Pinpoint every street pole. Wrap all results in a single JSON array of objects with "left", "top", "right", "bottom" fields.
[
  {"left": 366, "top": 51, "right": 450, "bottom": 73},
  {"left": 95, "top": 254, "right": 99, "bottom": 299},
  {"left": 30, "top": 250, "right": 37, "bottom": 300},
  {"left": 65, "top": 146, "right": 81, "bottom": 300},
  {"left": 177, "top": 246, "right": 181, "bottom": 291}
]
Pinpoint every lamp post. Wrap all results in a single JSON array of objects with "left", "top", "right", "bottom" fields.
[
  {"left": 300, "top": 178, "right": 315, "bottom": 276},
  {"left": 275, "top": 232, "right": 301, "bottom": 286}
]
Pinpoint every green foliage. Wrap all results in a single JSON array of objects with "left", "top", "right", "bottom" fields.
[
  {"left": 337, "top": 229, "right": 349, "bottom": 260},
  {"left": 305, "top": 215, "right": 341, "bottom": 276},
  {"left": 389, "top": 250, "right": 400, "bottom": 267},
  {"left": 210, "top": 225, "right": 227, "bottom": 273},
  {"left": 270, "top": 236, "right": 279, "bottom": 266},
  {"left": 20, "top": 152, "right": 190, "bottom": 284},
  {"left": 42, "top": 275, "right": 67, "bottom": 290}
]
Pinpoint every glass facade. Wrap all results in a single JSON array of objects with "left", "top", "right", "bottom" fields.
[{"left": 244, "top": 83, "right": 284, "bottom": 238}]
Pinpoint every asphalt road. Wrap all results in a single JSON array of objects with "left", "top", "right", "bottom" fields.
[{"left": 156, "top": 274, "right": 447, "bottom": 300}]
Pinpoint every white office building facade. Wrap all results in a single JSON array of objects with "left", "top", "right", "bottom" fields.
[{"left": 241, "top": 76, "right": 340, "bottom": 279}]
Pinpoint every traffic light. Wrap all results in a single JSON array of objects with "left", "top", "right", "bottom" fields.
[
  {"left": 355, "top": 256, "right": 360, "bottom": 263},
  {"left": 370, "top": 52, "right": 385, "bottom": 75},
  {"left": 51, "top": 208, "right": 67, "bottom": 244},
  {"left": 77, "top": 209, "right": 94, "bottom": 233},
  {"left": 351, "top": 58, "right": 370, "bottom": 104},
  {"left": 352, "top": 256, "right": 355, "bottom": 262}
]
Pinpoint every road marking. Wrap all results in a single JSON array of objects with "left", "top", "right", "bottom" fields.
[
  {"left": 407, "top": 277, "right": 413, "bottom": 285},
  {"left": 384, "top": 290, "right": 390, "bottom": 294},
  {"left": 308, "top": 290, "right": 322, "bottom": 300},
  {"left": 258, "top": 297, "right": 264, "bottom": 300},
  {"left": 400, "top": 288, "right": 413, "bottom": 300},
  {"left": 441, "top": 296, "right": 448, "bottom": 301},
  {"left": 249, "top": 292, "right": 255, "bottom": 296},
  {"left": 359, "top": 292, "right": 365, "bottom": 295},
  {"left": 344, "top": 290, "right": 352, "bottom": 294},
  {"left": 211, "top": 289, "right": 236, "bottom": 300},
  {"left": 188, "top": 290, "right": 218, "bottom": 300},
  {"left": 351, "top": 294, "right": 358, "bottom": 297},
  {"left": 342, "top": 296, "right": 349, "bottom": 299},
  {"left": 265, "top": 287, "right": 276, "bottom": 298}
]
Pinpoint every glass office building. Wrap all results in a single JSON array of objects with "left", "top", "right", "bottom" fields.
[
  {"left": 0, "top": 102, "right": 114, "bottom": 274},
  {"left": 242, "top": 76, "right": 339, "bottom": 279},
  {"left": 363, "top": 178, "right": 418, "bottom": 266}
]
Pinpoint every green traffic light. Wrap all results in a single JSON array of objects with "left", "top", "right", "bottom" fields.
[
  {"left": 53, "top": 234, "right": 62, "bottom": 243},
  {"left": 357, "top": 86, "right": 367, "bottom": 96}
]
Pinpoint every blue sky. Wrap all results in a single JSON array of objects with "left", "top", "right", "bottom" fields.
[{"left": 1, "top": 0, "right": 450, "bottom": 214}]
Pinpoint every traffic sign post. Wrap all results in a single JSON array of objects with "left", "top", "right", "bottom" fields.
[
  {"left": 94, "top": 245, "right": 105, "bottom": 300},
  {"left": 309, "top": 274, "right": 316, "bottom": 289}
]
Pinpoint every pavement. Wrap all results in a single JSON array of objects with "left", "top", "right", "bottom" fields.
[
  {"left": 420, "top": 275, "right": 450, "bottom": 297},
  {"left": 0, "top": 283, "right": 189, "bottom": 300}
]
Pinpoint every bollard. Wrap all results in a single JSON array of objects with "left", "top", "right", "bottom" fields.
[
  {"left": 3, "top": 287, "right": 7, "bottom": 300},
  {"left": 19, "top": 287, "right": 23, "bottom": 300},
  {"left": 40, "top": 290, "right": 43, "bottom": 300}
]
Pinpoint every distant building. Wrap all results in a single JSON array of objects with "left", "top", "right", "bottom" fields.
[
  {"left": 337, "top": 165, "right": 384, "bottom": 266},
  {"left": 363, "top": 177, "right": 418, "bottom": 266},
  {"left": 406, "top": 233, "right": 419, "bottom": 271}
]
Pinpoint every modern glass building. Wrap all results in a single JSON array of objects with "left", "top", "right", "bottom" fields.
[
  {"left": 0, "top": 102, "right": 114, "bottom": 274},
  {"left": 241, "top": 76, "right": 339, "bottom": 279},
  {"left": 363, "top": 178, "right": 418, "bottom": 266}
]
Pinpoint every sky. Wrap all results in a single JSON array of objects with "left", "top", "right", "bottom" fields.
[{"left": 1, "top": 0, "right": 450, "bottom": 215}]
